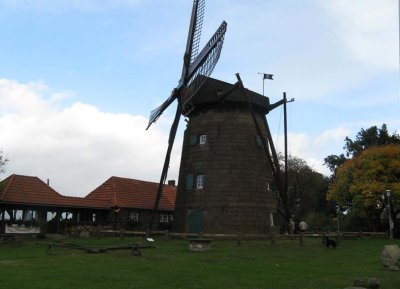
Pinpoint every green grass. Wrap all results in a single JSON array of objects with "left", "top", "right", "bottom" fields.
[{"left": 1, "top": 236, "right": 400, "bottom": 289}]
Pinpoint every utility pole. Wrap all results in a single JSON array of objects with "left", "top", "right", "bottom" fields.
[{"left": 283, "top": 92, "right": 294, "bottom": 210}]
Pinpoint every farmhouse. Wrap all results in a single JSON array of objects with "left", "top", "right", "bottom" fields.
[{"left": 0, "top": 174, "right": 176, "bottom": 234}]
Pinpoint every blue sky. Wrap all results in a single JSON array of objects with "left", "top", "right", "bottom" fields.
[{"left": 0, "top": 0, "right": 399, "bottom": 196}]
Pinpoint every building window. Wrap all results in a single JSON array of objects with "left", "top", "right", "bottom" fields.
[
  {"left": 269, "top": 212, "right": 274, "bottom": 227},
  {"left": 3, "top": 211, "right": 10, "bottom": 220},
  {"left": 129, "top": 212, "right": 139, "bottom": 222},
  {"left": 160, "top": 214, "right": 170, "bottom": 223},
  {"left": 199, "top": 134, "right": 207, "bottom": 145},
  {"left": 15, "top": 210, "right": 23, "bottom": 220},
  {"left": 47, "top": 212, "right": 56, "bottom": 221},
  {"left": 23, "top": 210, "right": 37, "bottom": 221},
  {"left": 60, "top": 212, "right": 72, "bottom": 220},
  {"left": 196, "top": 175, "right": 204, "bottom": 189}
]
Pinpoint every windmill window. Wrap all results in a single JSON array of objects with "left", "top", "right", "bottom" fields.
[
  {"left": 267, "top": 180, "right": 271, "bottom": 190},
  {"left": 196, "top": 175, "right": 205, "bottom": 189},
  {"left": 186, "top": 174, "right": 194, "bottom": 190},
  {"left": 199, "top": 134, "right": 207, "bottom": 144},
  {"left": 190, "top": 135, "right": 197, "bottom": 145},
  {"left": 269, "top": 212, "right": 275, "bottom": 227},
  {"left": 256, "top": 135, "right": 262, "bottom": 146}
]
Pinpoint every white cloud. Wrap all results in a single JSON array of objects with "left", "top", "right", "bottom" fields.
[
  {"left": 271, "top": 126, "right": 351, "bottom": 176},
  {"left": 0, "top": 79, "right": 181, "bottom": 196},
  {"left": 49, "top": 91, "right": 75, "bottom": 103},
  {"left": 0, "top": 0, "right": 143, "bottom": 12},
  {"left": 324, "top": 0, "right": 398, "bottom": 70},
  {"left": 211, "top": 0, "right": 398, "bottom": 106}
]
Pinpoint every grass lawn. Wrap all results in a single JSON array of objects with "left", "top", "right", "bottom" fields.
[{"left": 1, "top": 236, "right": 400, "bottom": 289}]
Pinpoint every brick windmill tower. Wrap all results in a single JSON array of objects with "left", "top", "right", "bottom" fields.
[{"left": 173, "top": 76, "right": 283, "bottom": 234}]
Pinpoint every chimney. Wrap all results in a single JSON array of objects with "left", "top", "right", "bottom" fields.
[
  {"left": 167, "top": 180, "right": 176, "bottom": 187},
  {"left": 47, "top": 179, "right": 50, "bottom": 186}
]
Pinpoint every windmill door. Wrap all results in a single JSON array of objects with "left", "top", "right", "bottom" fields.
[{"left": 189, "top": 209, "right": 203, "bottom": 233}]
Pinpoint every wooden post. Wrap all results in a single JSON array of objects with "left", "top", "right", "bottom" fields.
[
  {"left": 300, "top": 231, "right": 304, "bottom": 246},
  {"left": 236, "top": 232, "right": 241, "bottom": 247}
]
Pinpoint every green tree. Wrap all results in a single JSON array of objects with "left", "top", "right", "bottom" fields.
[
  {"left": 327, "top": 144, "right": 400, "bottom": 231},
  {"left": 324, "top": 124, "right": 400, "bottom": 175},
  {"left": 275, "top": 154, "right": 329, "bottom": 231}
]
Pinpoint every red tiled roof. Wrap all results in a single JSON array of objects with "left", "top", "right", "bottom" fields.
[
  {"left": 0, "top": 174, "right": 177, "bottom": 211},
  {"left": 85, "top": 176, "right": 176, "bottom": 211},
  {"left": 0, "top": 174, "right": 109, "bottom": 209}
]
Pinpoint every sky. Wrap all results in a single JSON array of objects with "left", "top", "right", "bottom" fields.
[{"left": 0, "top": 0, "right": 399, "bottom": 197}]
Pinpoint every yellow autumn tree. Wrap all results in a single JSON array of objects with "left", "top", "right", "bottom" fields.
[{"left": 327, "top": 144, "right": 400, "bottom": 230}]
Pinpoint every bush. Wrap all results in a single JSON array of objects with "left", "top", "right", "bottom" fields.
[{"left": 305, "top": 212, "right": 333, "bottom": 232}]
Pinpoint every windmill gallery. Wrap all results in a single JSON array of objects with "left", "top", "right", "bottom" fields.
[{"left": 0, "top": 0, "right": 292, "bottom": 236}]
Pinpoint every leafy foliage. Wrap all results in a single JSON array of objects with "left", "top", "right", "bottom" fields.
[
  {"left": 275, "top": 154, "right": 329, "bottom": 229},
  {"left": 0, "top": 149, "right": 8, "bottom": 175},
  {"left": 324, "top": 124, "right": 400, "bottom": 174},
  {"left": 327, "top": 144, "right": 400, "bottom": 230},
  {"left": 344, "top": 124, "right": 400, "bottom": 157}
]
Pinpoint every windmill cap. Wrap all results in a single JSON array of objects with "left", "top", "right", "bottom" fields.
[{"left": 187, "top": 76, "right": 270, "bottom": 114}]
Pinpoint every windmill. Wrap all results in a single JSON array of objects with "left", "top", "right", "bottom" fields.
[
  {"left": 172, "top": 74, "right": 292, "bottom": 234},
  {"left": 146, "top": 0, "right": 227, "bottom": 231}
]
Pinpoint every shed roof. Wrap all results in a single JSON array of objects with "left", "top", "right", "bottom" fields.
[
  {"left": 0, "top": 174, "right": 176, "bottom": 211},
  {"left": 85, "top": 176, "right": 176, "bottom": 211},
  {"left": 0, "top": 174, "right": 106, "bottom": 208}
]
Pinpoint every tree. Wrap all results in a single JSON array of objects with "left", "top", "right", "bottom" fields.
[
  {"left": 0, "top": 149, "right": 8, "bottom": 175},
  {"left": 324, "top": 124, "right": 400, "bottom": 175},
  {"left": 275, "top": 154, "right": 329, "bottom": 231},
  {"left": 344, "top": 124, "right": 400, "bottom": 157},
  {"left": 326, "top": 144, "right": 400, "bottom": 231}
]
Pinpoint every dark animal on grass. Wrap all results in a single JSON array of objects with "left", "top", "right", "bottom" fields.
[{"left": 325, "top": 237, "right": 337, "bottom": 249}]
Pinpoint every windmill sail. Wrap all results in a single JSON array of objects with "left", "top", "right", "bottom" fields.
[
  {"left": 182, "top": 0, "right": 206, "bottom": 80},
  {"left": 146, "top": 92, "right": 177, "bottom": 130},
  {"left": 147, "top": 0, "right": 208, "bottom": 130},
  {"left": 190, "top": 0, "right": 205, "bottom": 64},
  {"left": 147, "top": 0, "right": 227, "bottom": 232},
  {"left": 182, "top": 21, "right": 227, "bottom": 110}
]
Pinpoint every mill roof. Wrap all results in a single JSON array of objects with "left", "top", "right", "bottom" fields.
[{"left": 189, "top": 76, "right": 270, "bottom": 113}]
